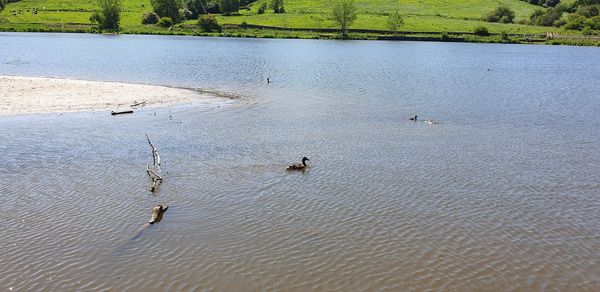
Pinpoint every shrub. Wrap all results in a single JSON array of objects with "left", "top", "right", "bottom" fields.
[
  {"left": 90, "top": 0, "right": 121, "bottom": 32},
  {"left": 271, "top": 0, "right": 285, "bottom": 13},
  {"left": 206, "top": 0, "right": 221, "bottom": 13},
  {"left": 157, "top": 16, "right": 174, "bottom": 27},
  {"left": 220, "top": 0, "right": 239, "bottom": 14},
  {"left": 240, "top": 21, "right": 249, "bottom": 28},
  {"left": 575, "top": 4, "right": 600, "bottom": 17},
  {"left": 473, "top": 26, "right": 490, "bottom": 36},
  {"left": 185, "top": 0, "right": 207, "bottom": 19},
  {"left": 151, "top": 0, "right": 181, "bottom": 21},
  {"left": 530, "top": 7, "right": 563, "bottom": 26},
  {"left": 142, "top": 12, "right": 160, "bottom": 24},
  {"left": 198, "top": 14, "right": 221, "bottom": 31},
  {"left": 179, "top": 7, "right": 193, "bottom": 19},
  {"left": 587, "top": 15, "right": 600, "bottom": 29},
  {"left": 486, "top": 5, "right": 515, "bottom": 23},
  {"left": 257, "top": 2, "right": 267, "bottom": 14},
  {"left": 565, "top": 16, "right": 586, "bottom": 30}
]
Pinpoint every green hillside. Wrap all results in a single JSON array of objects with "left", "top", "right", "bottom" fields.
[
  {"left": 210, "top": 0, "right": 551, "bottom": 33},
  {"left": 1, "top": 0, "right": 598, "bottom": 46}
]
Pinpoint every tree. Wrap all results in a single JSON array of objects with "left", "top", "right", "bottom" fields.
[
  {"left": 271, "top": 0, "right": 285, "bottom": 13},
  {"left": 257, "top": 2, "right": 267, "bottom": 14},
  {"left": 545, "top": 0, "right": 560, "bottom": 7},
  {"left": 332, "top": 0, "right": 357, "bottom": 37},
  {"left": 185, "top": 0, "right": 207, "bottom": 19},
  {"left": 530, "top": 7, "right": 564, "bottom": 26},
  {"left": 151, "top": 0, "right": 181, "bottom": 21},
  {"left": 387, "top": 11, "right": 404, "bottom": 35},
  {"left": 575, "top": 0, "right": 600, "bottom": 5},
  {"left": 90, "top": 0, "right": 121, "bottom": 32},
  {"left": 220, "top": 0, "right": 240, "bottom": 14},
  {"left": 486, "top": 5, "right": 515, "bottom": 23}
]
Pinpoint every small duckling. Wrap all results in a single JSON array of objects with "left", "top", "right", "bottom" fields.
[
  {"left": 409, "top": 115, "right": 418, "bottom": 121},
  {"left": 286, "top": 157, "right": 310, "bottom": 171},
  {"left": 148, "top": 204, "right": 168, "bottom": 224}
]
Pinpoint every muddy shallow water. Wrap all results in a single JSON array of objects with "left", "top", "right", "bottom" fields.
[{"left": 1, "top": 33, "right": 600, "bottom": 290}]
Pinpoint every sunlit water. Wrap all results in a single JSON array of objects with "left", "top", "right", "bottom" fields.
[{"left": 1, "top": 33, "right": 600, "bottom": 290}]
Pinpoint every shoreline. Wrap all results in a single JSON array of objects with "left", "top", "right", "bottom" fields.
[
  {"left": 0, "top": 75, "right": 226, "bottom": 116},
  {"left": 1, "top": 27, "right": 598, "bottom": 47}
]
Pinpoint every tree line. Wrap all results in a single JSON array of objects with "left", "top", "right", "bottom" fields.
[
  {"left": 0, "top": 0, "right": 20, "bottom": 11},
  {"left": 485, "top": 0, "right": 599, "bottom": 34}
]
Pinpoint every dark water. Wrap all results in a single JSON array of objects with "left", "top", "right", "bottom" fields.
[{"left": 1, "top": 33, "right": 600, "bottom": 290}]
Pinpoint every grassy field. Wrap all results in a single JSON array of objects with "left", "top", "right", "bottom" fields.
[{"left": 1, "top": 0, "right": 597, "bottom": 46}]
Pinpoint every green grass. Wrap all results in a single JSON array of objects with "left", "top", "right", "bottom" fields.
[{"left": 0, "top": 0, "right": 593, "bottom": 45}]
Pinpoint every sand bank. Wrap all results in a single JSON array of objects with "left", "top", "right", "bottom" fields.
[{"left": 0, "top": 75, "right": 217, "bottom": 115}]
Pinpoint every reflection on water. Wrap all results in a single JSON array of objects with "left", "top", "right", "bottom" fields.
[{"left": 1, "top": 33, "right": 600, "bottom": 290}]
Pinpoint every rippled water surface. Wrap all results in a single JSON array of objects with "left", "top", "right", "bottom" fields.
[{"left": 1, "top": 33, "right": 600, "bottom": 291}]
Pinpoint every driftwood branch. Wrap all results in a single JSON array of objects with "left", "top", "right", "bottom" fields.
[{"left": 145, "top": 134, "right": 163, "bottom": 192}]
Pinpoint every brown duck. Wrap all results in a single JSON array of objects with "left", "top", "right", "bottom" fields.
[{"left": 286, "top": 157, "right": 310, "bottom": 171}]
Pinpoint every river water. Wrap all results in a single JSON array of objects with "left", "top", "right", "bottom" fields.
[{"left": 1, "top": 33, "right": 600, "bottom": 290}]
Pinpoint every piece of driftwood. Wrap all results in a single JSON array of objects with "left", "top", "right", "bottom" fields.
[
  {"left": 148, "top": 204, "right": 168, "bottom": 224},
  {"left": 145, "top": 134, "right": 163, "bottom": 192},
  {"left": 130, "top": 101, "right": 146, "bottom": 108},
  {"left": 111, "top": 110, "right": 134, "bottom": 115}
]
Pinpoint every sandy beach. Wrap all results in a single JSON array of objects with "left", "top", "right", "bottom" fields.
[{"left": 0, "top": 75, "right": 215, "bottom": 115}]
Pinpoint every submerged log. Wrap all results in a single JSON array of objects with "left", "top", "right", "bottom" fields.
[
  {"left": 148, "top": 204, "right": 168, "bottom": 224},
  {"left": 111, "top": 110, "right": 134, "bottom": 115}
]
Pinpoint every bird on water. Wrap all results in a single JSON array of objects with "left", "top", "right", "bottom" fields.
[{"left": 287, "top": 157, "right": 310, "bottom": 171}]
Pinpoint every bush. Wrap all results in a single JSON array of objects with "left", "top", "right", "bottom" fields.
[
  {"left": 240, "top": 21, "right": 249, "bottom": 28},
  {"left": 587, "top": 15, "right": 600, "bottom": 29},
  {"left": 530, "top": 7, "right": 563, "bottom": 26},
  {"left": 271, "top": 0, "right": 285, "bottom": 13},
  {"left": 90, "top": 0, "right": 121, "bottom": 32},
  {"left": 257, "top": 2, "right": 267, "bottom": 14},
  {"left": 473, "top": 26, "right": 490, "bottom": 36},
  {"left": 565, "top": 16, "right": 586, "bottom": 30},
  {"left": 179, "top": 7, "right": 193, "bottom": 19},
  {"left": 486, "top": 5, "right": 515, "bottom": 23},
  {"left": 206, "top": 0, "right": 221, "bottom": 13},
  {"left": 198, "top": 14, "right": 221, "bottom": 32},
  {"left": 142, "top": 12, "right": 160, "bottom": 24},
  {"left": 575, "top": 4, "right": 600, "bottom": 17},
  {"left": 185, "top": 0, "right": 207, "bottom": 19},
  {"left": 220, "top": 0, "right": 239, "bottom": 14},
  {"left": 151, "top": 0, "right": 181, "bottom": 21},
  {"left": 157, "top": 16, "right": 174, "bottom": 27}
]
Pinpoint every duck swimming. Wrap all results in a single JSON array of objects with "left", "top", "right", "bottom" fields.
[
  {"left": 409, "top": 115, "right": 418, "bottom": 121},
  {"left": 287, "top": 157, "right": 310, "bottom": 171}
]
